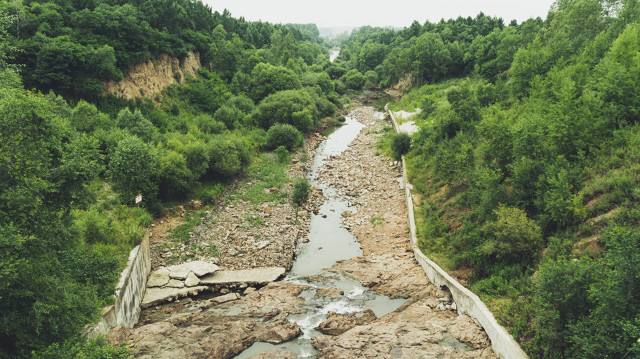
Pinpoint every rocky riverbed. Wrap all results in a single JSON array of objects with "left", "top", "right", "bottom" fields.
[{"left": 109, "top": 105, "right": 497, "bottom": 358}]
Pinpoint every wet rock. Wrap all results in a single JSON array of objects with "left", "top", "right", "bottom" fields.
[
  {"left": 316, "top": 309, "right": 377, "bottom": 336},
  {"left": 316, "top": 287, "right": 344, "bottom": 298}
]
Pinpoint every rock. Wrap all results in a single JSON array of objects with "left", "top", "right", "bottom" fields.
[
  {"left": 254, "top": 320, "right": 301, "bottom": 343},
  {"left": 185, "top": 271, "right": 200, "bottom": 287},
  {"left": 200, "top": 268, "right": 286, "bottom": 286},
  {"left": 298, "top": 210, "right": 308, "bottom": 217},
  {"left": 167, "top": 279, "right": 185, "bottom": 288},
  {"left": 220, "top": 288, "right": 230, "bottom": 294},
  {"left": 316, "top": 309, "right": 377, "bottom": 336},
  {"left": 214, "top": 293, "right": 240, "bottom": 304},
  {"left": 263, "top": 206, "right": 272, "bottom": 216},
  {"left": 147, "top": 267, "right": 170, "bottom": 288},
  {"left": 243, "top": 287, "right": 256, "bottom": 296},
  {"left": 168, "top": 260, "right": 220, "bottom": 277},
  {"left": 316, "top": 287, "right": 344, "bottom": 298},
  {"left": 141, "top": 286, "right": 208, "bottom": 308}
]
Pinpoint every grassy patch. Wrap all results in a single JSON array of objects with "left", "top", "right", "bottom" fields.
[{"left": 233, "top": 153, "right": 290, "bottom": 204}]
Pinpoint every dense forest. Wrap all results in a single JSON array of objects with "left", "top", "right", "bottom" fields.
[
  {"left": 0, "top": 0, "right": 346, "bottom": 356},
  {"left": 3, "top": 0, "right": 640, "bottom": 357},
  {"left": 334, "top": 0, "right": 640, "bottom": 357}
]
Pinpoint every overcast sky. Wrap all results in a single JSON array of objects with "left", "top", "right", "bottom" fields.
[{"left": 203, "top": 0, "right": 557, "bottom": 28}]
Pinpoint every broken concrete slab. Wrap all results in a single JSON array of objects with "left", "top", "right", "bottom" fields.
[
  {"left": 166, "top": 261, "right": 219, "bottom": 279},
  {"left": 199, "top": 267, "right": 286, "bottom": 286},
  {"left": 141, "top": 286, "right": 208, "bottom": 308},
  {"left": 167, "top": 279, "right": 185, "bottom": 288},
  {"left": 147, "top": 267, "right": 170, "bottom": 288},
  {"left": 184, "top": 271, "right": 200, "bottom": 287}
]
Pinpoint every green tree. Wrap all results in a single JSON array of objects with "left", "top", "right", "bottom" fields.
[
  {"left": 481, "top": 205, "right": 543, "bottom": 264},
  {"left": 255, "top": 89, "right": 316, "bottom": 132},
  {"left": 107, "top": 135, "right": 159, "bottom": 205},
  {"left": 249, "top": 62, "right": 302, "bottom": 102}
]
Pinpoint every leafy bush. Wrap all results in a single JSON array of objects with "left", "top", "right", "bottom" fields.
[
  {"left": 255, "top": 90, "right": 316, "bottom": 132},
  {"left": 182, "top": 141, "right": 210, "bottom": 180},
  {"left": 116, "top": 108, "right": 158, "bottom": 143},
  {"left": 206, "top": 137, "right": 251, "bottom": 179},
  {"left": 292, "top": 178, "right": 311, "bottom": 206},
  {"left": 213, "top": 105, "right": 244, "bottom": 130},
  {"left": 157, "top": 150, "right": 191, "bottom": 199},
  {"left": 107, "top": 135, "right": 159, "bottom": 205},
  {"left": 274, "top": 146, "right": 289, "bottom": 163},
  {"left": 266, "top": 123, "right": 302, "bottom": 150},
  {"left": 33, "top": 336, "right": 131, "bottom": 359},
  {"left": 481, "top": 205, "right": 543, "bottom": 264},
  {"left": 194, "top": 114, "right": 226, "bottom": 134},
  {"left": 390, "top": 132, "right": 412, "bottom": 161},
  {"left": 343, "top": 69, "right": 367, "bottom": 89}
]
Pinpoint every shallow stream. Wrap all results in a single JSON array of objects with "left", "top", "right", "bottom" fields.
[{"left": 235, "top": 112, "right": 406, "bottom": 358}]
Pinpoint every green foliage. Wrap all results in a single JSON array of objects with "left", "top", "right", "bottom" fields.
[
  {"left": 33, "top": 336, "right": 131, "bottom": 359},
  {"left": 266, "top": 123, "right": 302, "bottom": 150},
  {"left": 157, "top": 150, "right": 191, "bottom": 199},
  {"left": 390, "top": 132, "right": 411, "bottom": 161},
  {"left": 249, "top": 62, "right": 302, "bottom": 102},
  {"left": 116, "top": 108, "right": 158, "bottom": 142},
  {"left": 481, "top": 205, "right": 543, "bottom": 264},
  {"left": 205, "top": 137, "right": 251, "bottom": 179},
  {"left": 107, "top": 135, "right": 159, "bottom": 205},
  {"left": 255, "top": 90, "right": 317, "bottom": 132},
  {"left": 292, "top": 178, "right": 311, "bottom": 206},
  {"left": 343, "top": 69, "right": 366, "bottom": 90}
]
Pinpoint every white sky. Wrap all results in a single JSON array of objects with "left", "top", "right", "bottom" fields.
[{"left": 203, "top": 0, "right": 557, "bottom": 28}]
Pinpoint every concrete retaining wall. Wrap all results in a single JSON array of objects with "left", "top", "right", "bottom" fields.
[
  {"left": 86, "top": 233, "right": 151, "bottom": 338},
  {"left": 386, "top": 106, "right": 528, "bottom": 359}
]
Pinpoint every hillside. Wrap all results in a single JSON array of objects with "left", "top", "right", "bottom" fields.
[{"left": 338, "top": 1, "right": 640, "bottom": 357}]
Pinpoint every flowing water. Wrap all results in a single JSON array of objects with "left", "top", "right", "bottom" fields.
[
  {"left": 329, "top": 49, "right": 340, "bottom": 62},
  {"left": 235, "top": 112, "right": 406, "bottom": 358}
]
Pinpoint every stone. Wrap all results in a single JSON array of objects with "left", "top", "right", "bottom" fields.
[
  {"left": 243, "top": 287, "right": 256, "bottom": 295},
  {"left": 316, "top": 287, "right": 344, "bottom": 298},
  {"left": 316, "top": 309, "right": 377, "bottom": 336},
  {"left": 147, "top": 267, "right": 170, "bottom": 288},
  {"left": 167, "top": 279, "right": 185, "bottom": 288},
  {"left": 141, "top": 286, "right": 208, "bottom": 308},
  {"left": 166, "top": 261, "right": 219, "bottom": 279},
  {"left": 184, "top": 271, "right": 200, "bottom": 287},
  {"left": 200, "top": 267, "right": 286, "bottom": 286}
]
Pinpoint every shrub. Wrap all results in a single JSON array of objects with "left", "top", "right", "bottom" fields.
[
  {"left": 157, "top": 150, "right": 191, "bottom": 199},
  {"left": 195, "top": 114, "right": 226, "bottom": 134},
  {"left": 213, "top": 105, "right": 244, "bottom": 130},
  {"left": 344, "top": 69, "right": 367, "bottom": 90},
  {"left": 292, "top": 178, "right": 311, "bottom": 206},
  {"left": 255, "top": 90, "right": 316, "bottom": 132},
  {"left": 116, "top": 108, "right": 158, "bottom": 143},
  {"left": 481, "top": 205, "right": 543, "bottom": 264},
  {"left": 266, "top": 123, "right": 302, "bottom": 150},
  {"left": 206, "top": 137, "right": 251, "bottom": 179},
  {"left": 182, "top": 141, "right": 210, "bottom": 180},
  {"left": 274, "top": 145, "right": 289, "bottom": 163},
  {"left": 391, "top": 132, "right": 412, "bottom": 161},
  {"left": 107, "top": 135, "right": 159, "bottom": 205}
]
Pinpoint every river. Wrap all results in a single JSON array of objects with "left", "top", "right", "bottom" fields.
[{"left": 235, "top": 111, "right": 406, "bottom": 358}]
